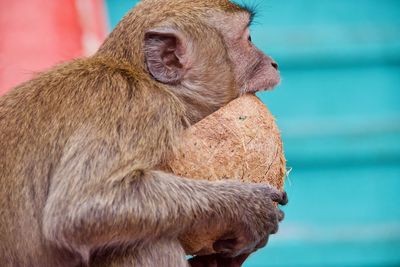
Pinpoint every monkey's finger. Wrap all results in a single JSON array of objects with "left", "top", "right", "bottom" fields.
[
  {"left": 269, "top": 220, "right": 280, "bottom": 235},
  {"left": 213, "top": 238, "right": 238, "bottom": 254},
  {"left": 277, "top": 209, "right": 285, "bottom": 222},
  {"left": 271, "top": 191, "right": 288, "bottom": 206},
  {"left": 255, "top": 237, "right": 269, "bottom": 250}
]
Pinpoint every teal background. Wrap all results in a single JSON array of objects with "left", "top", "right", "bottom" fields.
[{"left": 104, "top": 1, "right": 400, "bottom": 266}]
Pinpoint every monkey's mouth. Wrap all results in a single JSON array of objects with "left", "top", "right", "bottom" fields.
[
  {"left": 242, "top": 77, "right": 281, "bottom": 95},
  {"left": 242, "top": 60, "right": 281, "bottom": 94}
]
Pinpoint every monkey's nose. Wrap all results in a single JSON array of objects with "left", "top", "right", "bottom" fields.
[{"left": 271, "top": 62, "right": 279, "bottom": 70}]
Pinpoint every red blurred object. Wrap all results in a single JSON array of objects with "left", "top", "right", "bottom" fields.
[{"left": 0, "top": 0, "right": 108, "bottom": 95}]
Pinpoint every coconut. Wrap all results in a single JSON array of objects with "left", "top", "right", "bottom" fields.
[{"left": 165, "top": 94, "right": 286, "bottom": 255}]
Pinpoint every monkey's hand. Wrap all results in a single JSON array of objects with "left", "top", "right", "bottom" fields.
[
  {"left": 44, "top": 161, "right": 286, "bottom": 258},
  {"left": 211, "top": 184, "right": 287, "bottom": 258}
]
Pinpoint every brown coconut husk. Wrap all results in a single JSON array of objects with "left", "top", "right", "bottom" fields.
[{"left": 165, "top": 94, "right": 286, "bottom": 255}]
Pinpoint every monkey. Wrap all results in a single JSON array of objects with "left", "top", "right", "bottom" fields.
[{"left": 0, "top": 0, "right": 286, "bottom": 266}]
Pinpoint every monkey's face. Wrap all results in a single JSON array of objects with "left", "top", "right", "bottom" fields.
[
  {"left": 143, "top": 4, "right": 279, "bottom": 123},
  {"left": 211, "top": 10, "right": 281, "bottom": 95},
  {"left": 230, "top": 27, "right": 280, "bottom": 95}
]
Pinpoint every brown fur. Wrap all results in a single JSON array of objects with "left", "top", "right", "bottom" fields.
[{"left": 0, "top": 1, "right": 285, "bottom": 266}]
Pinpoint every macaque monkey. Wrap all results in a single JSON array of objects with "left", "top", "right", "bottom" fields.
[{"left": 0, "top": 0, "right": 286, "bottom": 266}]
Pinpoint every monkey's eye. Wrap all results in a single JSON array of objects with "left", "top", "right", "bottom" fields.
[{"left": 244, "top": 28, "right": 252, "bottom": 43}]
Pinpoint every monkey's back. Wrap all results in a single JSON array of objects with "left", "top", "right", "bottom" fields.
[
  {"left": 0, "top": 59, "right": 136, "bottom": 266},
  {"left": 0, "top": 62, "right": 93, "bottom": 265}
]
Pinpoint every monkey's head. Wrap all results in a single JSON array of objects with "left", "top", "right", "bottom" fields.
[{"left": 99, "top": 0, "right": 280, "bottom": 123}]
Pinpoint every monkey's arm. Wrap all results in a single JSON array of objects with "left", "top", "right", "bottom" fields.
[{"left": 43, "top": 148, "right": 285, "bottom": 256}]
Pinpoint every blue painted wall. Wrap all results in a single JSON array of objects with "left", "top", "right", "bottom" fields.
[{"left": 104, "top": 1, "right": 400, "bottom": 266}]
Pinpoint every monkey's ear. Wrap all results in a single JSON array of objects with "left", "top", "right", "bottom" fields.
[{"left": 144, "top": 28, "right": 189, "bottom": 84}]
